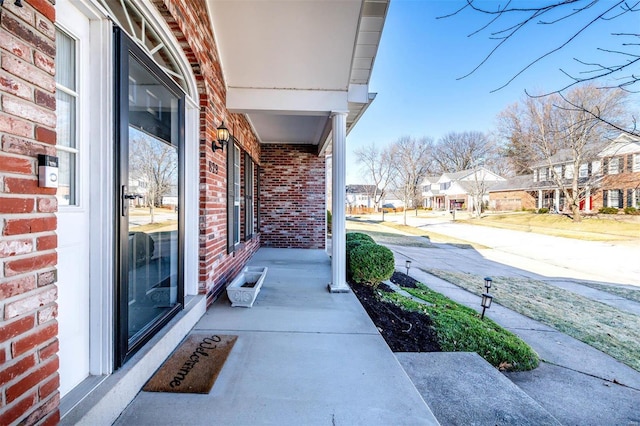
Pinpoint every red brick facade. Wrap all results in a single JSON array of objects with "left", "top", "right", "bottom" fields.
[
  {"left": 156, "top": 0, "right": 262, "bottom": 301},
  {"left": 260, "top": 144, "right": 326, "bottom": 249},
  {"left": 599, "top": 152, "right": 640, "bottom": 210},
  {"left": 1, "top": 0, "right": 332, "bottom": 422},
  {"left": 0, "top": 0, "right": 60, "bottom": 424},
  {"left": 490, "top": 190, "right": 537, "bottom": 211}
]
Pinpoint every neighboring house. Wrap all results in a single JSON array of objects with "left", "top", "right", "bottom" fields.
[
  {"left": 529, "top": 148, "right": 602, "bottom": 212},
  {"left": 527, "top": 134, "right": 640, "bottom": 212},
  {"left": 421, "top": 176, "right": 440, "bottom": 209},
  {"left": 488, "top": 175, "right": 537, "bottom": 211},
  {"left": 422, "top": 168, "right": 505, "bottom": 212},
  {"left": 346, "top": 184, "right": 378, "bottom": 212},
  {"left": 0, "top": 1, "right": 388, "bottom": 424},
  {"left": 599, "top": 134, "right": 640, "bottom": 210}
]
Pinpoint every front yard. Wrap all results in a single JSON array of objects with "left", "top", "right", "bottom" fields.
[{"left": 346, "top": 218, "right": 640, "bottom": 372}]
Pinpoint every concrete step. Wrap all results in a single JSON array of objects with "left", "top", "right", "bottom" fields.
[{"left": 396, "top": 352, "right": 561, "bottom": 426}]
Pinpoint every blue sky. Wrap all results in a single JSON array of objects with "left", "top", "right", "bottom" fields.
[{"left": 346, "top": 0, "right": 639, "bottom": 184}]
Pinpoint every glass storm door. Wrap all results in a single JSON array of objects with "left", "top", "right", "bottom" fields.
[{"left": 115, "top": 28, "right": 184, "bottom": 366}]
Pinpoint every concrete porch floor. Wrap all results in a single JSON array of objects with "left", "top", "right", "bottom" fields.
[{"left": 114, "top": 248, "right": 439, "bottom": 425}]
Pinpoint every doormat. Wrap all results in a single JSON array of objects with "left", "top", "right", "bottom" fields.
[{"left": 143, "top": 333, "right": 237, "bottom": 394}]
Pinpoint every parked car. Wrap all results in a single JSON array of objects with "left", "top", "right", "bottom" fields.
[{"left": 381, "top": 203, "right": 396, "bottom": 213}]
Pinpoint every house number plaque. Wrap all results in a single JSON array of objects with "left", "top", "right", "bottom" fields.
[{"left": 208, "top": 161, "right": 218, "bottom": 174}]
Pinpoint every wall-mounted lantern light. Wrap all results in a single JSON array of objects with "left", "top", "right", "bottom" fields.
[
  {"left": 405, "top": 260, "right": 412, "bottom": 275},
  {"left": 212, "top": 121, "right": 230, "bottom": 153},
  {"left": 480, "top": 293, "right": 493, "bottom": 319}
]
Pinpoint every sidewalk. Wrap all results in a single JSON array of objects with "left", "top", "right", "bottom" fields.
[
  {"left": 389, "top": 245, "right": 640, "bottom": 426},
  {"left": 114, "top": 248, "right": 439, "bottom": 425}
]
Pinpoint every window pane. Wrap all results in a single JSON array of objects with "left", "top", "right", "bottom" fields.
[
  {"left": 56, "top": 151, "right": 76, "bottom": 206},
  {"left": 55, "top": 30, "right": 78, "bottom": 206},
  {"left": 234, "top": 145, "right": 241, "bottom": 244},
  {"left": 56, "top": 31, "right": 76, "bottom": 90},
  {"left": 56, "top": 90, "right": 76, "bottom": 149}
]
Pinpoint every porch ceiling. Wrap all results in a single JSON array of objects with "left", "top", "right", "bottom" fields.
[{"left": 207, "top": 0, "right": 388, "bottom": 151}]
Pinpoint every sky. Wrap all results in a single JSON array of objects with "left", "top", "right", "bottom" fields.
[{"left": 345, "top": 0, "right": 640, "bottom": 184}]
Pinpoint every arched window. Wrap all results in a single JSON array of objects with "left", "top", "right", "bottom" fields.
[{"left": 99, "top": 0, "right": 190, "bottom": 94}]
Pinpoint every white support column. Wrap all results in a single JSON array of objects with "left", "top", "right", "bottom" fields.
[
  {"left": 537, "top": 190, "right": 543, "bottom": 209},
  {"left": 329, "top": 111, "right": 350, "bottom": 293},
  {"left": 585, "top": 187, "right": 591, "bottom": 212},
  {"left": 554, "top": 189, "right": 560, "bottom": 212}
]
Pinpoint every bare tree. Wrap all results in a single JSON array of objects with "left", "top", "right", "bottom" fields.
[
  {"left": 129, "top": 135, "right": 178, "bottom": 223},
  {"left": 434, "top": 131, "right": 500, "bottom": 173},
  {"left": 498, "top": 84, "right": 627, "bottom": 221},
  {"left": 390, "top": 136, "right": 434, "bottom": 225},
  {"left": 443, "top": 0, "right": 640, "bottom": 134},
  {"left": 354, "top": 143, "right": 395, "bottom": 211}
]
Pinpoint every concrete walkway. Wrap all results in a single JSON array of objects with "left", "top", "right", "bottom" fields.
[
  {"left": 114, "top": 248, "right": 439, "bottom": 425},
  {"left": 388, "top": 244, "right": 640, "bottom": 426}
]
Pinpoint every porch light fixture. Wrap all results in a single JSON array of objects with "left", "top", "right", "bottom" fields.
[
  {"left": 480, "top": 293, "right": 493, "bottom": 319},
  {"left": 212, "top": 121, "right": 230, "bottom": 153},
  {"left": 405, "top": 260, "right": 412, "bottom": 275}
]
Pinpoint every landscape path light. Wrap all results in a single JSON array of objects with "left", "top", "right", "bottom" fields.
[
  {"left": 480, "top": 293, "right": 493, "bottom": 319},
  {"left": 484, "top": 277, "right": 493, "bottom": 292},
  {"left": 405, "top": 260, "right": 412, "bottom": 275}
]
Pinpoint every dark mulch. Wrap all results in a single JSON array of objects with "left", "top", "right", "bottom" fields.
[{"left": 350, "top": 272, "right": 441, "bottom": 352}]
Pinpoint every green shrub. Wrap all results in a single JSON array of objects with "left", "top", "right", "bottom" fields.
[
  {"left": 624, "top": 206, "right": 638, "bottom": 215},
  {"left": 326, "top": 210, "right": 332, "bottom": 232},
  {"left": 599, "top": 207, "right": 619, "bottom": 214},
  {"left": 349, "top": 243, "right": 394, "bottom": 287},
  {"left": 387, "top": 284, "right": 540, "bottom": 372},
  {"left": 346, "top": 232, "right": 375, "bottom": 244},
  {"left": 537, "top": 208, "right": 549, "bottom": 214}
]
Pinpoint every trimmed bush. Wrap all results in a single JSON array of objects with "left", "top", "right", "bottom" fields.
[
  {"left": 327, "top": 210, "right": 332, "bottom": 232},
  {"left": 346, "top": 232, "right": 375, "bottom": 244},
  {"left": 599, "top": 207, "right": 619, "bottom": 214},
  {"left": 349, "top": 243, "right": 395, "bottom": 287},
  {"left": 624, "top": 206, "right": 638, "bottom": 215},
  {"left": 537, "top": 208, "right": 549, "bottom": 214}
]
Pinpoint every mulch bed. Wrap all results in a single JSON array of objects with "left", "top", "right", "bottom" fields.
[{"left": 350, "top": 272, "right": 441, "bottom": 352}]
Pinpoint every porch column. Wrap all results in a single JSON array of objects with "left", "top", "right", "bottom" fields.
[
  {"left": 329, "top": 111, "right": 350, "bottom": 293},
  {"left": 585, "top": 187, "right": 591, "bottom": 212},
  {"left": 537, "top": 190, "right": 543, "bottom": 209},
  {"left": 554, "top": 189, "right": 560, "bottom": 211}
]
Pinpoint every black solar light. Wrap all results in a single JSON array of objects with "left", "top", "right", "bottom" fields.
[
  {"left": 484, "top": 277, "right": 492, "bottom": 291},
  {"left": 480, "top": 293, "right": 493, "bottom": 319}
]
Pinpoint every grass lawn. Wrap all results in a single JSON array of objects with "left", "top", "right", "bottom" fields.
[
  {"left": 460, "top": 212, "right": 640, "bottom": 242},
  {"left": 576, "top": 282, "right": 640, "bottom": 304},
  {"left": 347, "top": 218, "right": 487, "bottom": 249},
  {"left": 425, "top": 268, "right": 640, "bottom": 372},
  {"left": 381, "top": 284, "right": 539, "bottom": 371}
]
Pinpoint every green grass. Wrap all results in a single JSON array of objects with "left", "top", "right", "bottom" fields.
[
  {"left": 346, "top": 218, "right": 484, "bottom": 249},
  {"left": 576, "top": 282, "right": 640, "bottom": 304},
  {"left": 381, "top": 285, "right": 539, "bottom": 372},
  {"left": 425, "top": 268, "right": 640, "bottom": 372},
  {"left": 460, "top": 212, "right": 640, "bottom": 241}
]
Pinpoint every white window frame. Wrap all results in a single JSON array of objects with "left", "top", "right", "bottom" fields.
[{"left": 608, "top": 157, "right": 620, "bottom": 175}]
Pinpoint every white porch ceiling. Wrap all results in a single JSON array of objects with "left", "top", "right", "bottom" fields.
[{"left": 207, "top": 0, "right": 388, "bottom": 151}]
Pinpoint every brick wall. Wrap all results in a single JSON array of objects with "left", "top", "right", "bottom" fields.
[
  {"left": 0, "top": 0, "right": 60, "bottom": 425},
  {"left": 260, "top": 144, "right": 326, "bottom": 249},
  {"left": 490, "top": 190, "right": 536, "bottom": 211},
  {"left": 156, "top": 0, "right": 262, "bottom": 301}
]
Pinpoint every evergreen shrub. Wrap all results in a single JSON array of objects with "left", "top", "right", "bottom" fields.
[{"left": 349, "top": 243, "right": 394, "bottom": 287}]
